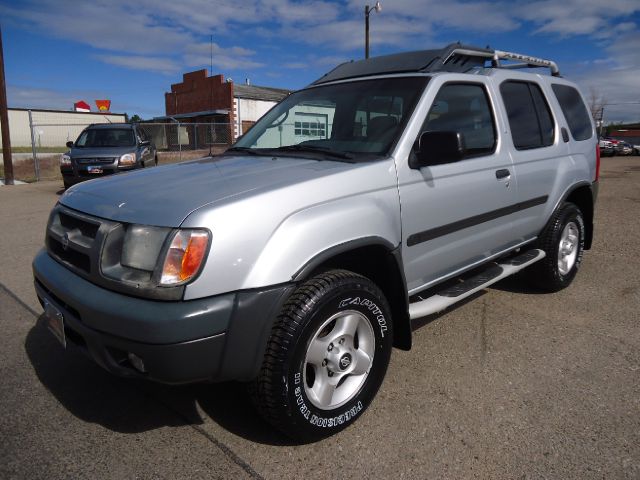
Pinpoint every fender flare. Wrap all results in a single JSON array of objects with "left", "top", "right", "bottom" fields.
[{"left": 292, "top": 237, "right": 412, "bottom": 351}]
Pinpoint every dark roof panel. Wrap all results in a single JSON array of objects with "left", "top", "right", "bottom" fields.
[{"left": 312, "top": 43, "right": 493, "bottom": 85}]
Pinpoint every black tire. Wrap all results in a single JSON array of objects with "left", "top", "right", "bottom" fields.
[
  {"left": 154, "top": 155, "right": 158, "bottom": 166},
  {"left": 529, "top": 202, "right": 585, "bottom": 292},
  {"left": 63, "top": 179, "right": 71, "bottom": 190},
  {"left": 250, "top": 269, "right": 393, "bottom": 442}
]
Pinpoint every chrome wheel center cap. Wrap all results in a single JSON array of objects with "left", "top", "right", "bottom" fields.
[{"left": 339, "top": 353, "right": 352, "bottom": 370}]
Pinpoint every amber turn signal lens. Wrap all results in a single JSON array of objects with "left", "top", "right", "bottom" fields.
[{"left": 160, "top": 230, "right": 210, "bottom": 285}]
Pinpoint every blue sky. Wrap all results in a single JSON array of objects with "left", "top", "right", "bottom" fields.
[{"left": 1, "top": 0, "right": 639, "bottom": 122}]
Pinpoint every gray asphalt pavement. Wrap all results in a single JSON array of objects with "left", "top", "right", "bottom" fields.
[{"left": 0, "top": 157, "right": 638, "bottom": 479}]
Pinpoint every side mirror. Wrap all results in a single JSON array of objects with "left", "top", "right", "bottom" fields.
[
  {"left": 66, "top": 141, "right": 74, "bottom": 148},
  {"left": 409, "top": 131, "right": 465, "bottom": 169},
  {"left": 140, "top": 140, "right": 151, "bottom": 146}
]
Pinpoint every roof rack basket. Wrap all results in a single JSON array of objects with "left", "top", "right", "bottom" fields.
[
  {"left": 445, "top": 46, "right": 560, "bottom": 76},
  {"left": 312, "top": 43, "right": 561, "bottom": 86}
]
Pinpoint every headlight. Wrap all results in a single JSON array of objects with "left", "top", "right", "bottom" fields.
[
  {"left": 160, "top": 229, "right": 210, "bottom": 285},
  {"left": 121, "top": 225, "right": 171, "bottom": 271},
  {"left": 60, "top": 154, "right": 71, "bottom": 166},
  {"left": 101, "top": 226, "right": 210, "bottom": 289},
  {"left": 118, "top": 153, "right": 136, "bottom": 166}
]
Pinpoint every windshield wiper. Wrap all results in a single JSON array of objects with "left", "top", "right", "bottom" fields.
[
  {"left": 270, "top": 145, "right": 354, "bottom": 160},
  {"left": 224, "top": 146, "right": 265, "bottom": 156}
]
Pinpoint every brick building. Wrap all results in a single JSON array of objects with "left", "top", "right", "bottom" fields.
[
  {"left": 162, "top": 69, "right": 290, "bottom": 144},
  {"left": 610, "top": 128, "right": 640, "bottom": 145}
]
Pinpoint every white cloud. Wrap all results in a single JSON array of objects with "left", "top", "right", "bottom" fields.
[
  {"left": 96, "top": 55, "right": 181, "bottom": 75},
  {"left": 183, "top": 42, "right": 264, "bottom": 70},
  {"left": 2, "top": 0, "right": 639, "bottom": 123},
  {"left": 570, "top": 30, "right": 640, "bottom": 122},
  {"left": 520, "top": 0, "right": 640, "bottom": 36},
  {"left": 7, "top": 85, "right": 84, "bottom": 111}
]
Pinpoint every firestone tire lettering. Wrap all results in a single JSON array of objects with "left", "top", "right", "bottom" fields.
[{"left": 249, "top": 269, "right": 393, "bottom": 442}]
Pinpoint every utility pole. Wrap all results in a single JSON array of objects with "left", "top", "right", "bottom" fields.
[
  {"left": 364, "top": 2, "right": 382, "bottom": 59},
  {"left": 0, "top": 25, "right": 14, "bottom": 185}
]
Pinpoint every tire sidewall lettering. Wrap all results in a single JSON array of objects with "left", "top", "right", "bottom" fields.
[{"left": 286, "top": 285, "right": 391, "bottom": 432}]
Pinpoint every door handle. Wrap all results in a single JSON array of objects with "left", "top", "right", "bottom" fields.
[{"left": 495, "top": 169, "right": 510, "bottom": 179}]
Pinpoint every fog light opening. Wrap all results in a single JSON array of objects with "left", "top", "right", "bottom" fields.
[{"left": 127, "top": 352, "right": 146, "bottom": 373}]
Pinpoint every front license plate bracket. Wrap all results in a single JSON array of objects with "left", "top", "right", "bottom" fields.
[{"left": 44, "top": 299, "right": 66, "bottom": 348}]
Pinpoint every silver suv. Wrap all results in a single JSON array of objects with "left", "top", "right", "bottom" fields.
[
  {"left": 60, "top": 123, "right": 157, "bottom": 189},
  {"left": 33, "top": 44, "right": 599, "bottom": 441}
]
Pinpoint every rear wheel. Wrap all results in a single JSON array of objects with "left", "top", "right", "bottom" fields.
[
  {"left": 528, "top": 202, "right": 585, "bottom": 292},
  {"left": 250, "top": 270, "right": 393, "bottom": 442}
]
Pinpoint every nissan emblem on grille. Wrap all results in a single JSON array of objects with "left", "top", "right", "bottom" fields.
[{"left": 61, "top": 233, "right": 70, "bottom": 251}]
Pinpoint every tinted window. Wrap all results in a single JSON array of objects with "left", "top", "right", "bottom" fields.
[
  {"left": 76, "top": 128, "right": 135, "bottom": 147},
  {"left": 501, "top": 81, "right": 556, "bottom": 150},
  {"left": 235, "top": 77, "right": 428, "bottom": 157},
  {"left": 422, "top": 83, "right": 496, "bottom": 156},
  {"left": 530, "top": 86, "right": 554, "bottom": 146},
  {"left": 551, "top": 84, "right": 593, "bottom": 141}
]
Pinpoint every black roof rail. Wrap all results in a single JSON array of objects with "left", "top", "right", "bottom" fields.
[{"left": 311, "top": 43, "right": 560, "bottom": 85}]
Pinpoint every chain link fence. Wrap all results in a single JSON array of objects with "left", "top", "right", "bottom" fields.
[
  {"left": 140, "top": 122, "right": 232, "bottom": 164},
  {"left": 2, "top": 116, "right": 232, "bottom": 183}
]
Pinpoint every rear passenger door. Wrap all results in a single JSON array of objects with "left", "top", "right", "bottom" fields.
[
  {"left": 496, "top": 79, "right": 567, "bottom": 242},
  {"left": 397, "top": 78, "right": 519, "bottom": 294}
]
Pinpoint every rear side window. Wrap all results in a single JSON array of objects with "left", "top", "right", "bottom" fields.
[
  {"left": 500, "top": 81, "right": 555, "bottom": 150},
  {"left": 551, "top": 84, "right": 593, "bottom": 141}
]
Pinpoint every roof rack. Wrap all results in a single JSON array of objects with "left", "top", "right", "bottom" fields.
[
  {"left": 311, "top": 43, "right": 560, "bottom": 85},
  {"left": 444, "top": 47, "right": 560, "bottom": 76}
]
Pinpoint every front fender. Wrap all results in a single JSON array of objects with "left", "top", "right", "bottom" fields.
[{"left": 243, "top": 190, "right": 402, "bottom": 288}]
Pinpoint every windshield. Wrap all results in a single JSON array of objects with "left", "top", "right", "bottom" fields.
[
  {"left": 75, "top": 128, "right": 136, "bottom": 148},
  {"left": 233, "top": 76, "right": 428, "bottom": 159}
]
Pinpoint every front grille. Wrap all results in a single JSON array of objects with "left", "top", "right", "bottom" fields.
[
  {"left": 59, "top": 211, "right": 99, "bottom": 239},
  {"left": 46, "top": 205, "right": 109, "bottom": 277},
  {"left": 49, "top": 236, "right": 91, "bottom": 273},
  {"left": 76, "top": 157, "right": 117, "bottom": 164},
  {"left": 44, "top": 205, "right": 185, "bottom": 301}
]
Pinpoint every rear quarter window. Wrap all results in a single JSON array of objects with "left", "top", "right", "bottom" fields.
[
  {"left": 551, "top": 84, "right": 593, "bottom": 141},
  {"left": 500, "top": 81, "right": 555, "bottom": 150}
]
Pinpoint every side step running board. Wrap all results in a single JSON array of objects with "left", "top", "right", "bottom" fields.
[{"left": 409, "top": 249, "right": 546, "bottom": 320}]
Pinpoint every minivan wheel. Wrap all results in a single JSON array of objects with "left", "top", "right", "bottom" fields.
[
  {"left": 250, "top": 270, "right": 393, "bottom": 442},
  {"left": 529, "top": 202, "right": 585, "bottom": 292}
]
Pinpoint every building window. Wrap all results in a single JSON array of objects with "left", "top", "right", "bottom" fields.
[{"left": 294, "top": 113, "right": 327, "bottom": 138}]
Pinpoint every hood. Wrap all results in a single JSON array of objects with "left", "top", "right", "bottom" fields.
[
  {"left": 60, "top": 155, "right": 356, "bottom": 227},
  {"left": 70, "top": 146, "right": 137, "bottom": 158}
]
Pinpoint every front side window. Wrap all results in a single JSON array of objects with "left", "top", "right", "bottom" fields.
[
  {"left": 551, "top": 84, "right": 593, "bottom": 141},
  {"left": 232, "top": 77, "right": 428, "bottom": 160},
  {"left": 500, "top": 81, "right": 555, "bottom": 150},
  {"left": 421, "top": 83, "right": 496, "bottom": 156},
  {"left": 76, "top": 128, "right": 136, "bottom": 148}
]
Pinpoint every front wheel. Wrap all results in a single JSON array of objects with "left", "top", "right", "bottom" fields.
[
  {"left": 250, "top": 270, "right": 393, "bottom": 442},
  {"left": 528, "top": 202, "right": 585, "bottom": 292}
]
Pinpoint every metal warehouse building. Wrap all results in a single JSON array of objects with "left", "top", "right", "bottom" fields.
[{"left": 0, "top": 108, "right": 126, "bottom": 148}]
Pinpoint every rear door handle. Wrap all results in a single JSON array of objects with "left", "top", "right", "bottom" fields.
[{"left": 495, "top": 169, "right": 510, "bottom": 179}]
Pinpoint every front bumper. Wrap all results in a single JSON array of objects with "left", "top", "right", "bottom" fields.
[
  {"left": 61, "top": 163, "right": 136, "bottom": 185},
  {"left": 33, "top": 249, "right": 294, "bottom": 384}
]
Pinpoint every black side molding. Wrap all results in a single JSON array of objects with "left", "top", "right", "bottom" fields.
[{"left": 407, "top": 195, "right": 548, "bottom": 246}]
